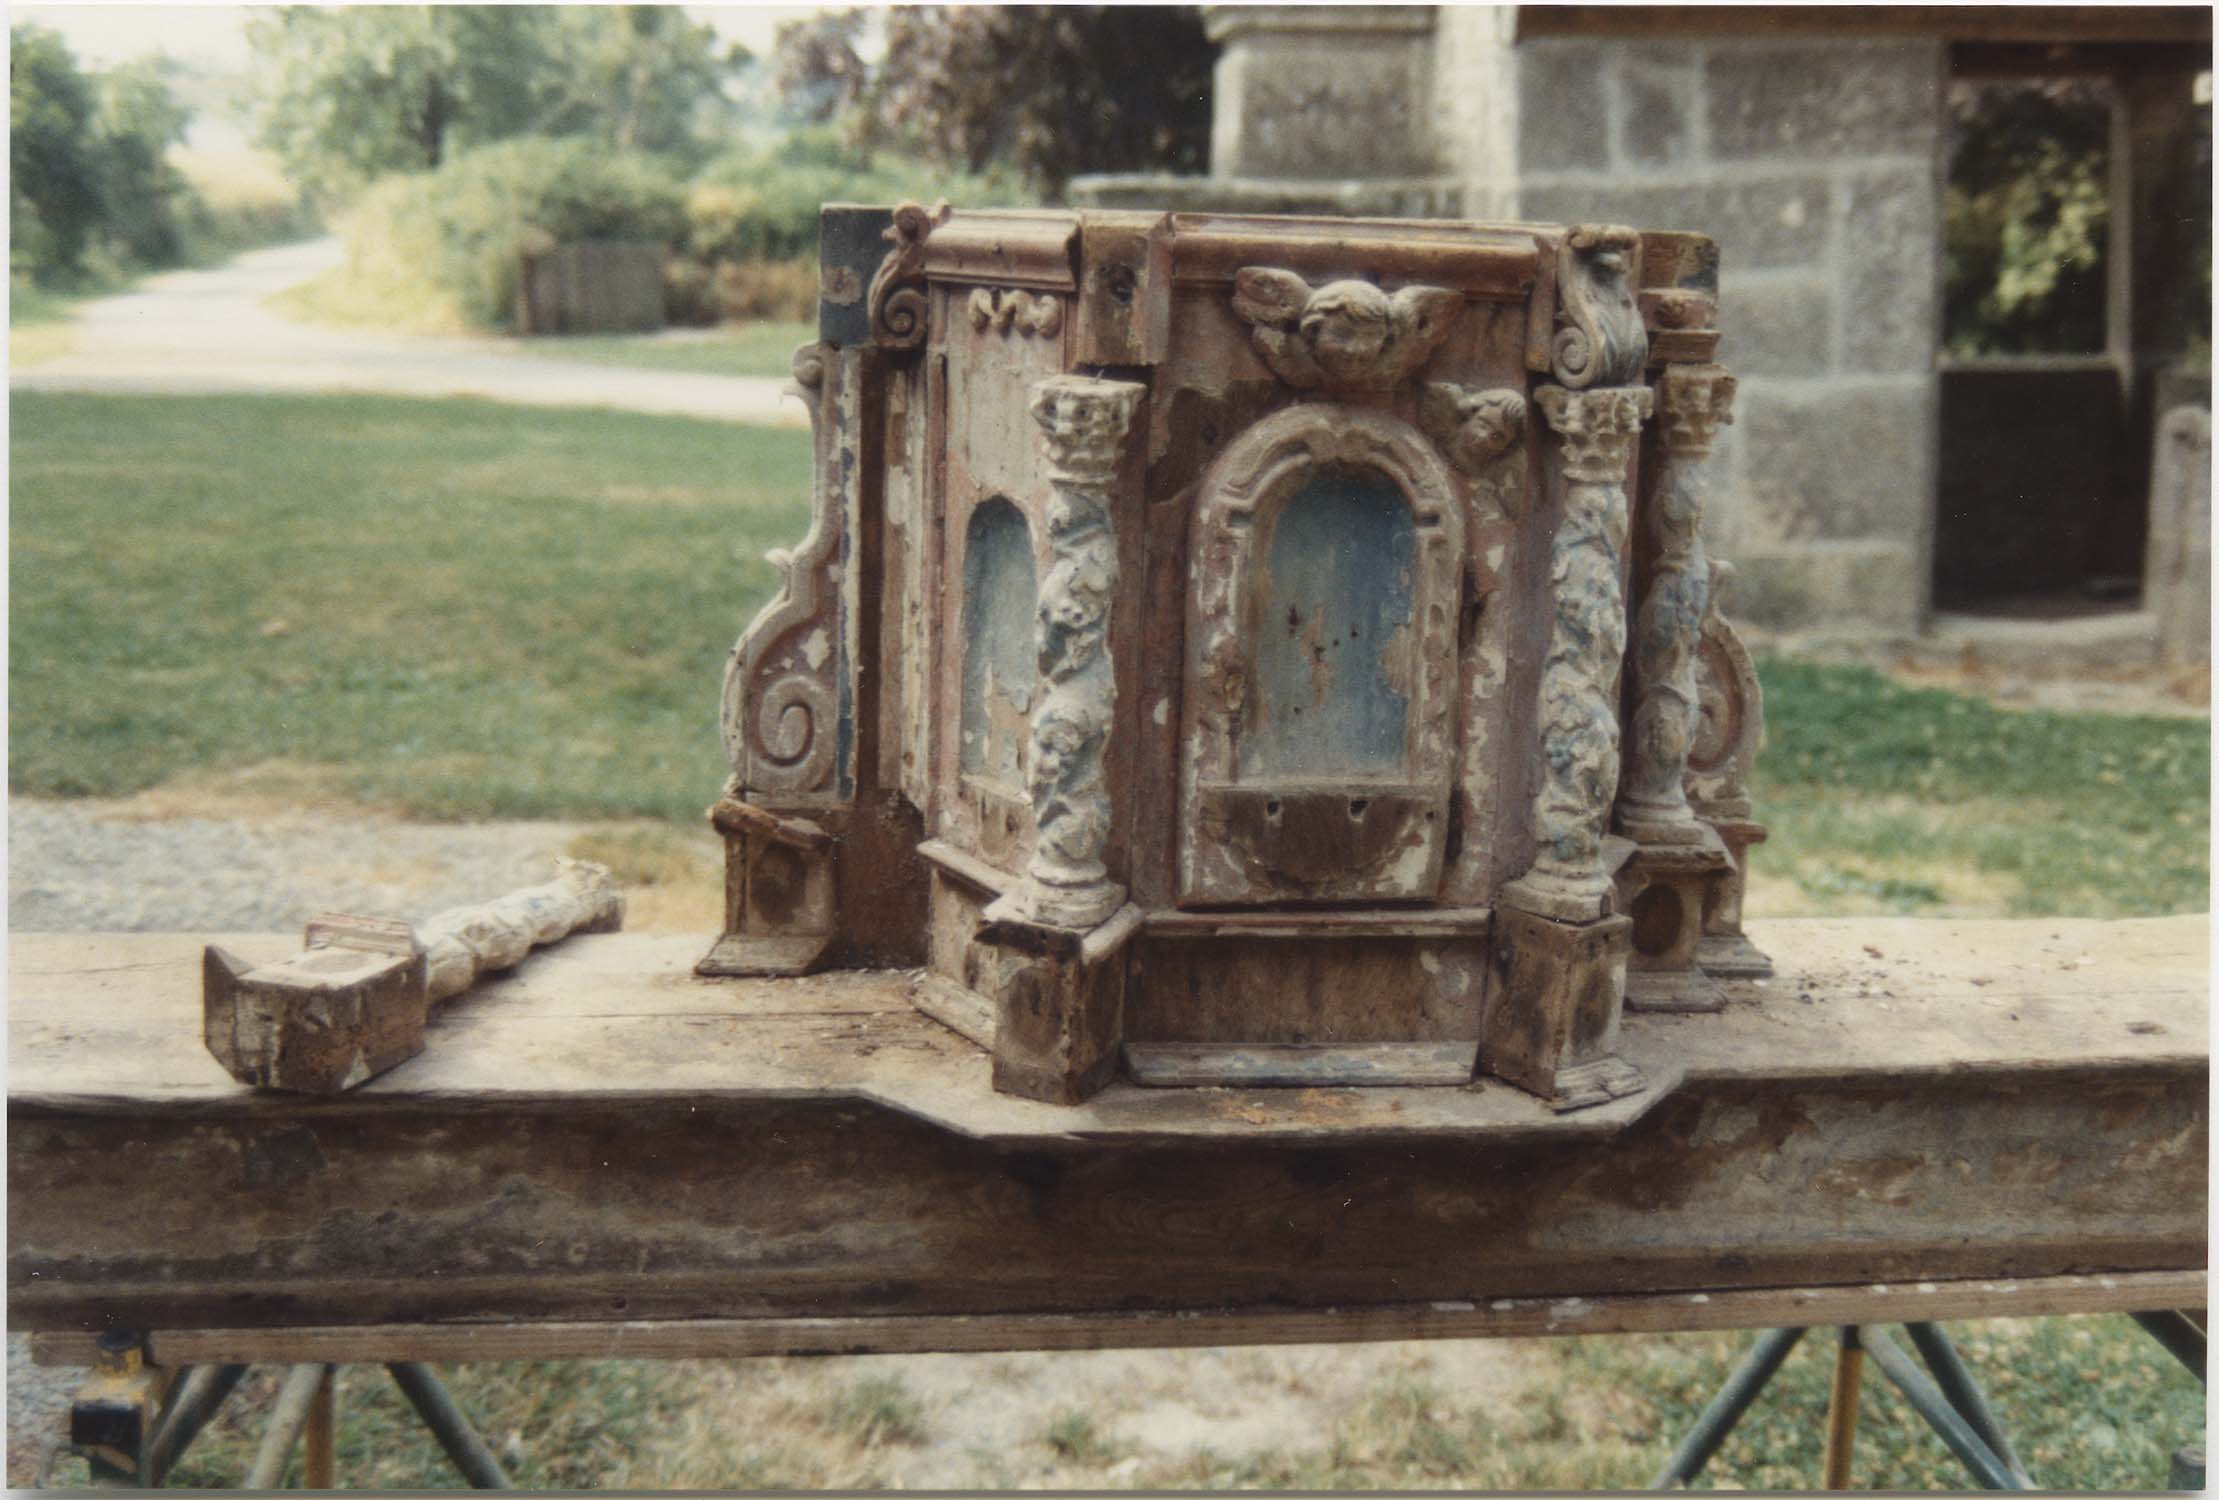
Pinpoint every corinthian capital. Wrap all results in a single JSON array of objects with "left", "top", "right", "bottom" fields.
[
  {"left": 1535, "top": 384, "right": 1653, "bottom": 482},
  {"left": 1031, "top": 375, "right": 1144, "bottom": 487},
  {"left": 1655, "top": 364, "right": 1738, "bottom": 455}
]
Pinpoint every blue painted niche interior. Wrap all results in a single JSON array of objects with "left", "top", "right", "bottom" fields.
[
  {"left": 959, "top": 496, "right": 1037, "bottom": 784},
  {"left": 1242, "top": 464, "right": 1418, "bottom": 780}
]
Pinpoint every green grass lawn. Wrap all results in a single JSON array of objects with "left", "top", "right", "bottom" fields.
[
  {"left": 500, "top": 321, "right": 818, "bottom": 379},
  {"left": 1753, "top": 657, "right": 2209, "bottom": 917},
  {"left": 10, "top": 391, "right": 812, "bottom": 823}
]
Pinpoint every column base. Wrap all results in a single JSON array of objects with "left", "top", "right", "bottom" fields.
[
  {"left": 1480, "top": 904, "right": 1636, "bottom": 1110},
  {"left": 975, "top": 903, "right": 1140, "bottom": 1105},
  {"left": 986, "top": 877, "right": 1128, "bottom": 933},
  {"left": 1501, "top": 867, "right": 1615, "bottom": 923}
]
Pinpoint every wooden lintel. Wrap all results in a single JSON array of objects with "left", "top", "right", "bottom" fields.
[
  {"left": 1517, "top": 7, "right": 2211, "bottom": 45},
  {"left": 27, "top": 1268, "right": 2205, "bottom": 1369}
]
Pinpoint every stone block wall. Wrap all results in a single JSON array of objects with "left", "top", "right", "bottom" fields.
[{"left": 1482, "top": 30, "right": 1948, "bottom": 639}]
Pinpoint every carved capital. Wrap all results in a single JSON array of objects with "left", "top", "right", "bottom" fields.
[
  {"left": 1655, "top": 363, "right": 1738, "bottom": 455},
  {"left": 1029, "top": 375, "right": 1144, "bottom": 489},
  {"left": 1551, "top": 224, "right": 1648, "bottom": 389},
  {"left": 1421, "top": 383, "right": 1527, "bottom": 476},
  {"left": 1535, "top": 384, "right": 1653, "bottom": 482},
  {"left": 1231, "top": 267, "right": 1461, "bottom": 390},
  {"left": 866, "top": 199, "right": 950, "bottom": 350}
]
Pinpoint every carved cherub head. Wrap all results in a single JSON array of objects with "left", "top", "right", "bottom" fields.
[{"left": 1232, "top": 268, "right": 1462, "bottom": 390}]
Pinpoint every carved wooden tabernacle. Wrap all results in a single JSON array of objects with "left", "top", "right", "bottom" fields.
[{"left": 702, "top": 204, "right": 1771, "bottom": 1111}]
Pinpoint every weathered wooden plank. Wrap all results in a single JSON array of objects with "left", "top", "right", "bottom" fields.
[
  {"left": 28, "top": 1269, "right": 2206, "bottom": 1369},
  {"left": 8, "top": 919, "right": 2205, "bottom": 1337}
]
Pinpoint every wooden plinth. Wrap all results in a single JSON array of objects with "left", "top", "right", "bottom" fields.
[{"left": 8, "top": 918, "right": 2207, "bottom": 1348}]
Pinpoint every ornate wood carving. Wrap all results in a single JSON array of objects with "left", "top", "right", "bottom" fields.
[
  {"left": 1619, "top": 362, "right": 1737, "bottom": 844},
  {"left": 866, "top": 200, "right": 950, "bottom": 350},
  {"left": 1421, "top": 383, "right": 1529, "bottom": 480},
  {"left": 1550, "top": 225, "right": 1648, "bottom": 390},
  {"left": 1179, "top": 405, "right": 1465, "bottom": 906},
  {"left": 719, "top": 344, "right": 848, "bottom": 804},
  {"left": 991, "top": 375, "right": 1145, "bottom": 932},
  {"left": 1230, "top": 268, "right": 1462, "bottom": 390},
  {"left": 1505, "top": 384, "right": 1652, "bottom": 921},
  {"left": 1686, "top": 561, "right": 1764, "bottom": 823},
  {"left": 966, "top": 287, "right": 1065, "bottom": 339}
]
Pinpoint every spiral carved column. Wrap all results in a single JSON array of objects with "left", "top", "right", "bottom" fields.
[
  {"left": 1618, "top": 363, "right": 1737, "bottom": 843},
  {"left": 994, "top": 374, "right": 1144, "bottom": 932},
  {"left": 1505, "top": 383, "right": 1653, "bottom": 922}
]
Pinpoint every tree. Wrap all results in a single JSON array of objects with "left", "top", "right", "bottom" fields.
[
  {"left": 246, "top": 6, "right": 746, "bottom": 202},
  {"left": 91, "top": 57, "right": 194, "bottom": 266},
  {"left": 11, "top": 26, "right": 196, "bottom": 281},
  {"left": 11, "top": 24, "right": 105, "bottom": 276},
  {"left": 777, "top": 6, "right": 1216, "bottom": 197},
  {"left": 772, "top": 10, "right": 869, "bottom": 126},
  {"left": 531, "top": 7, "right": 747, "bottom": 159},
  {"left": 247, "top": 7, "right": 557, "bottom": 199}
]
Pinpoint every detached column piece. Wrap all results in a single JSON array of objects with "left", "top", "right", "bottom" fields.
[{"left": 987, "top": 375, "right": 1146, "bottom": 933}]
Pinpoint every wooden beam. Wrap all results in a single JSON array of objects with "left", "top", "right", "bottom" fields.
[
  {"left": 28, "top": 1270, "right": 2207, "bottom": 1368},
  {"left": 8, "top": 921, "right": 2206, "bottom": 1339}
]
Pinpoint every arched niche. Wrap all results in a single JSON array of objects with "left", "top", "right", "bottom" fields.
[
  {"left": 959, "top": 496, "right": 1037, "bottom": 791},
  {"left": 1178, "top": 405, "right": 1465, "bottom": 907}
]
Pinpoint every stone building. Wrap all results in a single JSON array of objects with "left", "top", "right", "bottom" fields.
[{"left": 1076, "top": 6, "right": 2212, "bottom": 651}]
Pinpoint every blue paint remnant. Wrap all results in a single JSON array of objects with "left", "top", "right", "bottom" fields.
[
  {"left": 960, "top": 497, "right": 1038, "bottom": 783},
  {"left": 1243, "top": 464, "right": 1417, "bottom": 779}
]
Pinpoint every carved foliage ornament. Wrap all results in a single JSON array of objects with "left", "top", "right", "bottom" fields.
[
  {"left": 866, "top": 199, "right": 950, "bottom": 350},
  {"left": 1551, "top": 225, "right": 1648, "bottom": 390},
  {"left": 967, "top": 287, "right": 1063, "bottom": 339},
  {"left": 1231, "top": 268, "right": 1461, "bottom": 390},
  {"left": 721, "top": 344, "right": 847, "bottom": 801}
]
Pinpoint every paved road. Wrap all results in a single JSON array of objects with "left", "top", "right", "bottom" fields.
[{"left": 12, "top": 238, "right": 807, "bottom": 426}]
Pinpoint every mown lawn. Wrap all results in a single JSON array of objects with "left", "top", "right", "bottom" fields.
[
  {"left": 10, "top": 391, "right": 812, "bottom": 823},
  {"left": 502, "top": 320, "right": 817, "bottom": 379}
]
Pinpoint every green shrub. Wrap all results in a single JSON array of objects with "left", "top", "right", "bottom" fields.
[
  {"left": 340, "top": 137, "right": 686, "bottom": 330},
  {"left": 683, "top": 127, "right": 1027, "bottom": 267}
]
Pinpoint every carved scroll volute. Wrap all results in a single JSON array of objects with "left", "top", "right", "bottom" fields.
[
  {"left": 1505, "top": 383, "right": 1653, "bottom": 921},
  {"left": 991, "top": 374, "right": 1146, "bottom": 933},
  {"left": 1620, "top": 363, "right": 1737, "bottom": 843},
  {"left": 1551, "top": 225, "right": 1648, "bottom": 390},
  {"left": 1686, "top": 560, "right": 1765, "bottom": 822},
  {"left": 719, "top": 343, "right": 846, "bottom": 803},
  {"left": 1232, "top": 268, "right": 1462, "bottom": 390},
  {"left": 866, "top": 199, "right": 950, "bottom": 350}
]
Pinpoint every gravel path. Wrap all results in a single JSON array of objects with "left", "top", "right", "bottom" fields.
[
  {"left": 10, "top": 798, "right": 596, "bottom": 934},
  {"left": 12, "top": 239, "right": 806, "bottom": 428}
]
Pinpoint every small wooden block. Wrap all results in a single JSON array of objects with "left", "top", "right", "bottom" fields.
[{"left": 203, "top": 930, "right": 428, "bottom": 1094}]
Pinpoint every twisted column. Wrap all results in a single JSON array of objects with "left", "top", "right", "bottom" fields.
[
  {"left": 1506, "top": 383, "right": 1653, "bottom": 921},
  {"left": 1619, "top": 363, "right": 1737, "bottom": 843},
  {"left": 999, "top": 374, "right": 1144, "bottom": 931}
]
